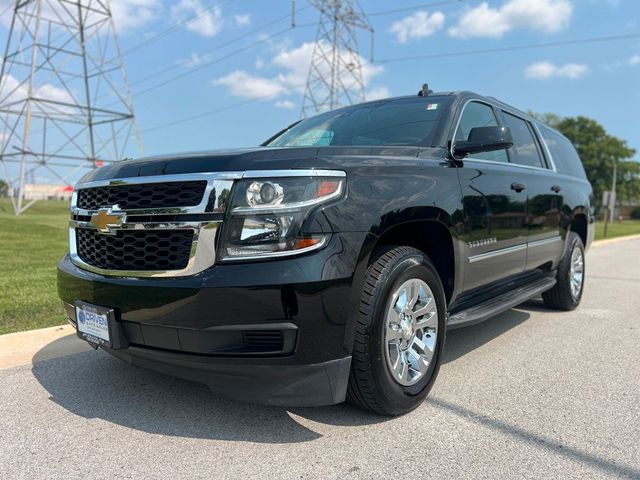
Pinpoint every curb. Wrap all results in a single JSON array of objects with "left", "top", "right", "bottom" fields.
[
  {"left": 592, "top": 234, "right": 640, "bottom": 247},
  {"left": 0, "top": 324, "right": 91, "bottom": 370}
]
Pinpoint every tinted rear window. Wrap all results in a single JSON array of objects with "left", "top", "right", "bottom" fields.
[
  {"left": 539, "top": 125, "right": 587, "bottom": 178},
  {"left": 502, "top": 112, "right": 544, "bottom": 168},
  {"left": 266, "top": 97, "right": 453, "bottom": 147}
]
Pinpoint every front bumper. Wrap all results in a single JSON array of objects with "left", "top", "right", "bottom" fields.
[
  {"left": 103, "top": 346, "right": 350, "bottom": 407},
  {"left": 57, "top": 231, "right": 367, "bottom": 406}
]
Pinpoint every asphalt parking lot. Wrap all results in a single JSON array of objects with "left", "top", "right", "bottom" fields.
[{"left": 1, "top": 238, "right": 639, "bottom": 479}]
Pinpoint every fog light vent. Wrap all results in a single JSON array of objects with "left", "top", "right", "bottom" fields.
[{"left": 243, "top": 330, "right": 285, "bottom": 352}]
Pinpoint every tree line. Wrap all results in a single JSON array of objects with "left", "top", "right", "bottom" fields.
[{"left": 531, "top": 113, "right": 638, "bottom": 209}]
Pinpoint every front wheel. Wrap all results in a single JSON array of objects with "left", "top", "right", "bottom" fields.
[
  {"left": 542, "top": 232, "right": 585, "bottom": 311},
  {"left": 347, "top": 246, "right": 446, "bottom": 416}
]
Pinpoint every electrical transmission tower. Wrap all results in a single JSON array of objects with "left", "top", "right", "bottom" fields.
[
  {"left": 0, "top": 0, "right": 143, "bottom": 215},
  {"left": 300, "top": 0, "right": 373, "bottom": 118}
]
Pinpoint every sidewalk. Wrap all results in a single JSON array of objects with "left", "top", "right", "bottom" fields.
[
  {"left": 0, "top": 324, "right": 91, "bottom": 370},
  {"left": 592, "top": 233, "right": 640, "bottom": 247}
]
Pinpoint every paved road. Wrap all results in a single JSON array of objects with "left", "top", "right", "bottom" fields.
[{"left": 1, "top": 239, "right": 639, "bottom": 479}]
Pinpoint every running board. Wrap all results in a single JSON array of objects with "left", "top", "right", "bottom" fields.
[{"left": 447, "top": 275, "right": 557, "bottom": 329}]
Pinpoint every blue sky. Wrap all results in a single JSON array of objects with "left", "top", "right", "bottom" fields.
[{"left": 1, "top": 0, "right": 639, "bottom": 180}]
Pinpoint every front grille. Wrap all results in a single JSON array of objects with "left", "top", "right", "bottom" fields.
[
  {"left": 75, "top": 228, "right": 194, "bottom": 271},
  {"left": 76, "top": 181, "right": 207, "bottom": 210}
]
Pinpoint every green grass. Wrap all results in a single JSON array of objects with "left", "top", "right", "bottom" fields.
[
  {"left": 0, "top": 199, "right": 69, "bottom": 335},
  {"left": 595, "top": 219, "right": 640, "bottom": 241}
]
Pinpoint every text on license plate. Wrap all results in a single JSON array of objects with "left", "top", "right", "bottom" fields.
[{"left": 76, "top": 304, "right": 110, "bottom": 344}]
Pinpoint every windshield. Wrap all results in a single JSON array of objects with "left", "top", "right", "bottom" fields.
[{"left": 266, "top": 96, "right": 452, "bottom": 148}]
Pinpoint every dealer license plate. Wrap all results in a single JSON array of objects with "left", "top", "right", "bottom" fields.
[{"left": 75, "top": 302, "right": 113, "bottom": 348}]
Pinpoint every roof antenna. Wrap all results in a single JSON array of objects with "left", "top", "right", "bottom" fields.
[{"left": 418, "top": 83, "right": 433, "bottom": 97}]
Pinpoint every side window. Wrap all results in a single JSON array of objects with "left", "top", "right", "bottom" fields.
[
  {"left": 539, "top": 126, "right": 587, "bottom": 179},
  {"left": 455, "top": 102, "right": 509, "bottom": 163},
  {"left": 501, "top": 112, "right": 544, "bottom": 168}
]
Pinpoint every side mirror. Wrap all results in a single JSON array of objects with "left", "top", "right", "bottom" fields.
[{"left": 452, "top": 126, "right": 513, "bottom": 158}]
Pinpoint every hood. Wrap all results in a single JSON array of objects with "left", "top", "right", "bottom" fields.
[{"left": 78, "top": 146, "right": 443, "bottom": 183}]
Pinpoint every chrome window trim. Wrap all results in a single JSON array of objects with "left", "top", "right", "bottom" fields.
[
  {"left": 451, "top": 98, "right": 555, "bottom": 173},
  {"left": 69, "top": 169, "right": 346, "bottom": 277},
  {"left": 532, "top": 123, "right": 558, "bottom": 172}
]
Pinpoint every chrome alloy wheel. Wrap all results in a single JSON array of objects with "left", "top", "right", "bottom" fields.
[
  {"left": 384, "top": 278, "right": 438, "bottom": 387},
  {"left": 569, "top": 246, "right": 584, "bottom": 301}
]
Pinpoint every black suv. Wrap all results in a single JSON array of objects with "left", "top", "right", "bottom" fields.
[{"left": 57, "top": 90, "right": 594, "bottom": 416}]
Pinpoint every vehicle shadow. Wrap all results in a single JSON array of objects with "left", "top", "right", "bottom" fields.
[
  {"left": 31, "top": 303, "right": 537, "bottom": 442},
  {"left": 442, "top": 304, "right": 533, "bottom": 364}
]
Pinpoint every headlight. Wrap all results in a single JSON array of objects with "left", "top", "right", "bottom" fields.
[{"left": 218, "top": 173, "right": 345, "bottom": 261}]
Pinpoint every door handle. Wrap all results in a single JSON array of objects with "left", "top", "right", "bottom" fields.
[
  {"left": 510, "top": 182, "right": 526, "bottom": 193},
  {"left": 551, "top": 185, "right": 562, "bottom": 193}
]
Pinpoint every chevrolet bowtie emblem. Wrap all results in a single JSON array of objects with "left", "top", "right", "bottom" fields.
[{"left": 90, "top": 206, "right": 126, "bottom": 234}]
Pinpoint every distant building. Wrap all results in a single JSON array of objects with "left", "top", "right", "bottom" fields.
[{"left": 22, "top": 184, "right": 73, "bottom": 201}]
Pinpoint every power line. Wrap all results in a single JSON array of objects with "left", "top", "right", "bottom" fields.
[
  {"left": 129, "top": 11, "right": 300, "bottom": 89},
  {"left": 378, "top": 32, "right": 640, "bottom": 64},
  {"left": 121, "top": 0, "right": 234, "bottom": 57},
  {"left": 140, "top": 32, "right": 640, "bottom": 135},
  {"left": 130, "top": 26, "right": 309, "bottom": 100},
  {"left": 0, "top": 2, "right": 13, "bottom": 18},
  {"left": 367, "top": 0, "right": 465, "bottom": 17},
  {"left": 100, "top": 4, "right": 313, "bottom": 106},
  {"left": 301, "top": 0, "right": 372, "bottom": 117},
  {"left": 124, "top": 0, "right": 460, "bottom": 94},
  {"left": 141, "top": 81, "right": 308, "bottom": 134}
]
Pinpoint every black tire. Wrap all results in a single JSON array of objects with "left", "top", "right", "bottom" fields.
[
  {"left": 347, "top": 246, "right": 446, "bottom": 416},
  {"left": 542, "top": 231, "right": 585, "bottom": 311}
]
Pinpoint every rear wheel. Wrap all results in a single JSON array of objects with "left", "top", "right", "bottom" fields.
[
  {"left": 542, "top": 231, "right": 585, "bottom": 311},
  {"left": 347, "top": 246, "right": 446, "bottom": 416}
]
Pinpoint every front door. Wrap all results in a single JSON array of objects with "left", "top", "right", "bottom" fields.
[{"left": 454, "top": 101, "right": 528, "bottom": 291}]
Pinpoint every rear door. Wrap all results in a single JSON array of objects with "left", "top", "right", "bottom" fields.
[
  {"left": 497, "top": 110, "right": 564, "bottom": 270},
  {"left": 455, "top": 100, "right": 528, "bottom": 291}
]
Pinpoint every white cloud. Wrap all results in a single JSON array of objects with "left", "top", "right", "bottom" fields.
[
  {"left": 389, "top": 11, "right": 445, "bottom": 43},
  {"left": 629, "top": 55, "right": 640, "bottom": 66},
  {"left": 525, "top": 61, "right": 588, "bottom": 79},
  {"left": 275, "top": 100, "right": 296, "bottom": 110},
  {"left": 272, "top": 41, "right": 383, "bottom": 92},
  {"left": 213, "top": 70, "right": 285, "bottom": 99},
  {"left": 449, "top": 0, "right": 572, "bottom": 39},
  {"left": 0, "top": 0, "right": 161, "bottom": 32},
  {"left": 111, "top": 0, "right": 161, "bottom": 31},
  {"left": 366, "top": 86, "right": 391, "bottom": 101},
  {"left": 179, "top": 52, "right": 212, "bottom": 67},
  {"left": 234, "top": 14, "right": 251, "bottom": 27},
  {"left": 0, "top": 74, "right": 76, "bottom": 115},
  {"left": 171, "top": 0, "right": 223, "bottom": 37},
  {"left": 214, "top": 41, "right": 384, "bottom": 105}
]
